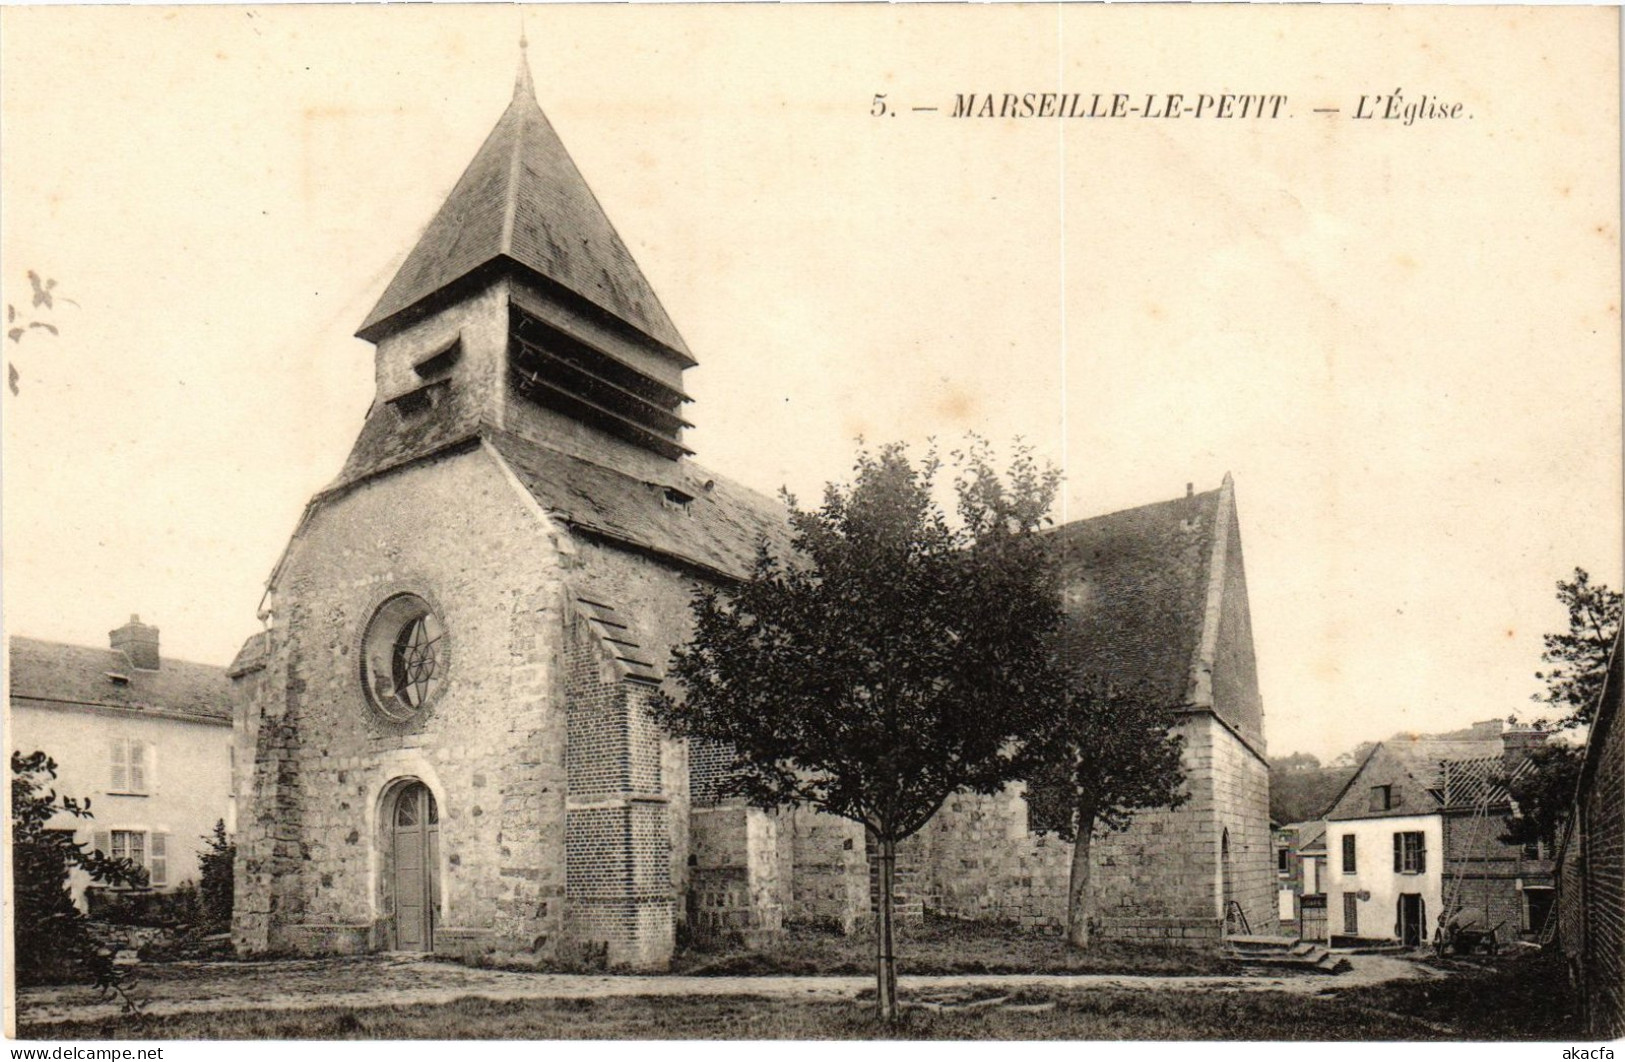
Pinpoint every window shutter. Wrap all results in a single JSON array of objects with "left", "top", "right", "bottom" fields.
[
  {"left": 1417, "top": 835, "right": 1426, "bottom": 874},
  {"left": 149, "top": 832, "right": 168, "bottom": 887},
  {"left": 1393, "top": 833, "right": 1403, "bottom": 872},
  {"left": 110, "top": 739, "right": 128, "bottom": 792},
  {"left": 92, "top": 829, "right": 110, "bottom": 857},
  {"left": 129, "top": 741, "right": 147, "bottom": 794}
]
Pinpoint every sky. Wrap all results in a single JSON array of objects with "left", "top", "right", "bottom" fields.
[{"left": 2, "top": 5, "right": 1620, "bottom": 762}]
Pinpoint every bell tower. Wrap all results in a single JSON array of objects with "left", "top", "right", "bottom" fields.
[{"left": 349, "top": 44, "right": 696, "bottom": 481}]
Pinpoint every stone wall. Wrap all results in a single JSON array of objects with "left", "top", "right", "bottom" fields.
[
  {"left": 1582, "top": 689, "right": 1624, "bottom": 1036},
  {"left": 232, "top": 450, "right": 568, "bottom": 960},
  {"left": 689, "top": 804, "right": 784, "bottom": 946},
  {"left": 787, "top": 808, "right": 867, "bottom": 932},
  {"left": 913, "top": 712, "right": 1273, "bottom": 942},
  {"left": 1208, "top": 715, "right": 1277, "bottom": 935}
]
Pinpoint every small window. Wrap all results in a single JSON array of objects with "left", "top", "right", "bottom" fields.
[
  {"left": 106, "top": 829, "right": 169, "bottom": 887},
  {"left": 1369, "top": 785, "right": 1393, "bottom": 812},
  {"left": 1343, "top": 892, "right": 1360, "bottom": 934},
  {"left": 110, "top": 738, "right": 151, "bottom": 795},
  {"left": 413, "top": 339, "right": 462, "bottom": 379},
  {"left": 386, "top": 379, "right": 448, "bottom": 418},
  {"left": 111, "top": 830, "right": 145, "bottom": 869},
  {"left": 1394, "top": 831, "right": 1426, "bottom": 874},
  {"left": 1342, "top": 834, "right": 1357, "bottom": 873},
  {"left": 1278, "top": 847, "right": 1290, "bottom": 873}
]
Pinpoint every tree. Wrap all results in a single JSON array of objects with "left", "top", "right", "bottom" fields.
[
  {"left": 1534, "top": 568, "right": 1622, "bottom": 728},
  {"left": 198, "top": 819, "right": 235, "bottom": 933},
  {"left": 655, "top": 440, "right": 1066, "bottom": 1022},
  {"left": 1025, "top": 679, "right": 1187, "bottom": 948},
  {"left": 1271, "top": 751, "right": 1322, "bottom": 772},
  {"left": 11, "top": 750, "right": 146, "bottom": 993},
  {"left": 1329, "top": 741, "right": 1379, "bottom": 769},
  {"left": 1499, "top": 741, "right": 1585, "bottom": 853}
]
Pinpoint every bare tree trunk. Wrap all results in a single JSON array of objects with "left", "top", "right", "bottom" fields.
[
  {"left": 1066, "top": 808, "right": 1096, "bottom": 950},
  {"left": 875, "top": 833, "right": 899, "bottom": 1022}
]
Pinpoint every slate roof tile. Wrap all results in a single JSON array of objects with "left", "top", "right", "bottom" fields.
[
  {"left": 358, "top": 75, "right": 690, "bottom": 361},
  {"left": 486, "top": 427, "right": 793, "bottom": 581},
  {"left": 1048, "top": 488, "right": 1223, "bottom": 710}
]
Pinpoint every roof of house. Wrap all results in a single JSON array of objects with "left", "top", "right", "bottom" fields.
[
  {"left": 1387, "top": 732, "right": 1504, "bottom": 791},
  {"left": 1438, "top": 755, "right": 1519, "bottom": 809},
  {"left": 8, "top": 636, "right": 233, "bottom": 723},
  {"left": 1281, "top": 820, "right": 1328, "bottom": 852},
  {"left": 357, "top": 64, "right": 690, "bottom": 361}
]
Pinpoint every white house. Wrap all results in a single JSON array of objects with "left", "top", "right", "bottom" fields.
[
  {"left": 1324, "top": 721, "right": 1553, "bottom": 946},
  {"left": 9, "top": 616, "right": 235, "bottom": 905}
]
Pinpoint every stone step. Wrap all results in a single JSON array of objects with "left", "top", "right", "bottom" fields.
[
  {"left": 1225, "top": 944, "right": 1346, "bottom": 974},
  {"left": 1225, "top": 934, "right": 1302, "bottom": 952}
]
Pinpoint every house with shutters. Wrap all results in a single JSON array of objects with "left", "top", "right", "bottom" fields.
[
  {"left": 8, "top": 616, "right": 236, "bottom": 905},
  {"left": 1325, "top": 720, "right": 1554, "bottom": 946},
  {"left": 228, "top": 53, "right": 1276, "bottom": 967}
]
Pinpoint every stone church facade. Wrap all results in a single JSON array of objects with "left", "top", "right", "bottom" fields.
[{"left": 231, "top": 62, "right": 1273, "bottom": 967}]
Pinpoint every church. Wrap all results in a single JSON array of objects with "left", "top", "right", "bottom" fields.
[{"left": 230, "top": 56, "right": 1273, "bottom": 968}]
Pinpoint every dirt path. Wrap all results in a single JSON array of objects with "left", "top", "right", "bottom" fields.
[{"left": 15, "top": 954, "right": 1437, "bottom": 1028}]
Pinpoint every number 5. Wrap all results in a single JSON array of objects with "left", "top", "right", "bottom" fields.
[{"left": 871, "top": 94, "right": 888, "bottom": 117}]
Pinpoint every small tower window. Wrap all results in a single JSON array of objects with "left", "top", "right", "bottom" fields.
[{"left": 413, "top": 339, "right": 462, "bottom": 379}]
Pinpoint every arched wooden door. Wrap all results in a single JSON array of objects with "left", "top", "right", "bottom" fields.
[{"left": 391, "top": 782, "right": 439, "bottom": 951}]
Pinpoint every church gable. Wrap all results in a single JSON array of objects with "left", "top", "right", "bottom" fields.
[
  {"left": 1048, "top": 475, "right": 1265, "bottom": 754},
  {"left": 1049, "top": 486, "right": 1222, "bottom": 710},
  {"left": 1201, "top": 478, "right": 1266, "bottom": 750}
]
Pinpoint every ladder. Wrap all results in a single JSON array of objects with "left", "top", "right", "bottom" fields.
[{"left": 1439, "top": 760, "right": 1497, "bottom": 931}]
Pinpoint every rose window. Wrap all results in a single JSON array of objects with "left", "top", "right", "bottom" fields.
[{"left": 362, "top": 594, "right": 446, "bottom": 720}]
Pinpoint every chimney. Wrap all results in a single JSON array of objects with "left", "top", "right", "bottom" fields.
[
  {"left": 1186, "top": 482, "right": 1194, "bottom": 499},
  {"left": 110, "top": 614, "right": 160, "bottom": 671},
  {"left": 1502, "top": 724, "right": 1548, "bottom": 770}
]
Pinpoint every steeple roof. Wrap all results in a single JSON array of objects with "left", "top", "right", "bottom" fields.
[{"left": 357, "top": 62, "right": 693, "bottom": 363}]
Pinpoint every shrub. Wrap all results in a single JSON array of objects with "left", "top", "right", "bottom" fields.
[
  {"left": 11, "top": 750, "right": 146, "bottom": 994},
  {"left": 198, "top": 819, "right": 235, "bottom": 932}
]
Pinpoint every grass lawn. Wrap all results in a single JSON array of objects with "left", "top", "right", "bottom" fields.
[
  {"left": 664, "top": 916, "right": 1238, "bottom": 977},
  {"left": 16, "top": 951, "right": 1583, "bottom": 1041},
  {"left": 1334, "top": 948, "right": 1584, "bottom": 1041},
  {"left": 13, "top": 989, "right": 1424, "bottom": 1041}
]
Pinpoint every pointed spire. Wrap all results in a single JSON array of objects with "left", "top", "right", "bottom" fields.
[
  {"left": 514, "top": 27, "right": 535, "bottom": 101},
  {"left": 356, "top": 57, "right": 693, "bottom": 363}
]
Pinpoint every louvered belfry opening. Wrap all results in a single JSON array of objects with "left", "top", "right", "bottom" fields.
[{"left": 508, "top": 304, "right": 692, "bottom": 460}]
